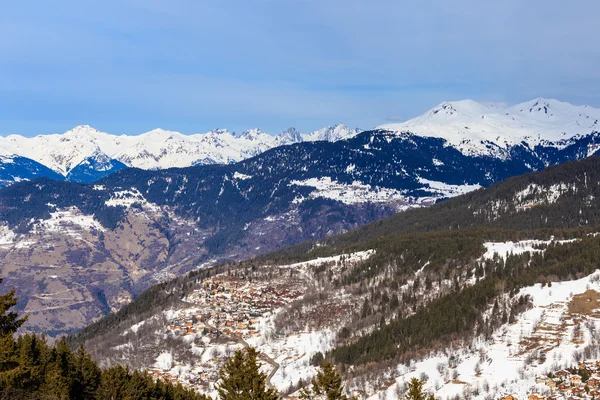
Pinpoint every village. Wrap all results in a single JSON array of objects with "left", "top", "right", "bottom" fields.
[
  {"left": 145, "top": 273, "right": 305, "bottom": 392},
  {"left": 501, "top": 361, "right": 600, "bottom": 400}
]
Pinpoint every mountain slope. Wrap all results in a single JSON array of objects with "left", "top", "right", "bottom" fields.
[
  {"left": 378, "top": 98, "right": 600, "bottom": 158},
  {"left": 3, "top": 132, "right": 600, "bottom": 337},
  {"left": 67, "top": 155, "right": 600, "bottom": 398},
  {"left": 1, "top": 97, "right": 599, "bottom": 187},
  {"left": 0, "top": 123, "right": 361, "bottom": 184},
  {"left": 0, "top": 155, "right": 64, "bottom": 187}
]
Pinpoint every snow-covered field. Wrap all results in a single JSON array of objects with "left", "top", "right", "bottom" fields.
[
  {"left": 32, "top": 208, "right": 106, "bottom": 236},
  {"left": 289, "top": 177, "right": 451, "bottom": 207},
  {"left": 417, "top": 177, "right": 482, "bottom": 198},
  {"left": 370, "top": 270, "right": 600, "bottom": 400},
  {"left": 482, "top": 238, "right": 578, "bottom": 261},
  {"left": 289, "top": 177, "right": 411, "bottom": 205}
]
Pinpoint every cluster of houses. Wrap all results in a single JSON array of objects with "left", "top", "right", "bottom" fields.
[
  {"left": 502, "top": 361, "right": 600, "bottom": 399},
  {"left": 150, "top": 274, "right": 304, "bottom": 392},
  {"left": 168, "top": 276, "right": 303, "bottom": 338},
  {"left": 147, "top": 364, "right": 222, "bottom": 390}
]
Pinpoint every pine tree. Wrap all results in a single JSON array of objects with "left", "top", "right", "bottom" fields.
[
  {"left": 97, "top": 364, "right": 130, "bottom": 400},
  {"left": 42, "top": 337, "right": 77, "bottom": 399},
  {"left": 73, "top": 345, "right": 101, "bottom": 400},
  {"left": 217, "top": 347, "right": 279, "bottom": 400},
  {"left": 0, "top": 278, "right": 27, "bottom": 335},
  {"left": 300, "top": 361, "right": 351, "bottom": 400},
  {"left": 403, "top": 378, "right": 435, "bottom": 400}
]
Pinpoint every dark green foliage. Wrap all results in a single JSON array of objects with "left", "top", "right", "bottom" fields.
[
  {"left": 309, "top": 352, "right": 324, "bottom": 367},
  {"left": 217, "top": 347, "right": 279, "bottom": 400},
  {"left": 403, "top": 378, "right": 435, "bottom": 400},
  {"left": 0, "top": 332, "right": 208, "bottom": 399},
  {"left": 300, "top": 361, "right": 351, "bottom": 400},
  {"left": 0, "top": 277, "right": 27, "bottom": 335},
  {"left": 332, "top": 278, "right": 501, "bottom": 365},
  {"left": 331, "top": 234, "right": 600, "bottom": 365},
  {"left": 264, "top": 156, "right": 600, "bottom": 263},
  {"left": 65, "top": 155, "right": 600, "bottom": 381},
  {"left": 218, "top": 347, "right": 279, "bottom": 400}
]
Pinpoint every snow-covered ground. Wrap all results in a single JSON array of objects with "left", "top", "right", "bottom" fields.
[
  {"left": 289, "top": 177, "right": 410, "bottom": 205},
  {"left": 417, "top": 177, "right": 482, "bottom": 198},
  {"left": 482, "top": 238, "right": 579, "bottom": 261},
  {"left": 370, "top": 270, "right": 600, "bottom": 400},
  {"left": 128, "top": 250, "right": 374, "bottom": 396},
  {"left": 514, "top": 182, "right": 576, "bottom": 211},
  {"left": 0, "top": 225, "right": 16, "bottom": 246},
  {"left": 289, "top": 177, "right": 444, "bottom": 207},
  {"left": 31, "top": 207, "right": 105, "bottom": 237},
  {"left": 378, "top": 98, "right": 600, "bottom": 158}
]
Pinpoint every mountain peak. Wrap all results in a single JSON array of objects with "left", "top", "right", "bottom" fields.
[
  {"left": 207, "top": 128, "right": 232, "bottom": 136},
  {"left": 64, "top": 125, "right": 103, "bottom": 136},
  {"left": 427, "top": 99, "right": 496, "bottom": 118},
  {"left": 238, "top": 128, "right": 268, "bottom": 140},
  {"left": 304, "top": 123, "right": 361, "bottom": 142},
  {"left": 277, "top": 127, "right": 303, "bottom": 145}
]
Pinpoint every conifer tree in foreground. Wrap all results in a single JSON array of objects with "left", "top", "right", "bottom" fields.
[
  {"left": 403, "top": 378, "right": 435, "bottom": 400},
  {"left": 217, "top": 347, "right": 279, "bottom": 400},
  {"left": 0, "top": 283, "right": 208, "bottom": 400},
  {"left": 0, "top": 278, "right": 27, "bottom": 336},
  {"left": 300, "top": 360, "right": 352, "bottom": 400}
]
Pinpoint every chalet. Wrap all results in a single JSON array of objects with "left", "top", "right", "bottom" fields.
[
  {"left": 588, "top": 378, "right": 600, "bottom": 388},
  {"left": 546, "top": 378, "right": 557, "bottom": 388},
  {"left": 570, "top": 387, "right": 585, "bottom": 396},
  {"left": 501, "top": 396, "right": 518, "bottom": 400},
  {"left": 528, "top": 394, "right": 545, "bottom": 400},
  {"left": 556, "top": 370, "right": 570, "bottom": 379},
  {"left": 589, "top": 389, "right": 600, "bottom": 397},
  {"left": 570, "top": 375, "right": 582, "bottom": 386},
  {"left": 557, "top": 384, "right": 570, "bottom": 393}
]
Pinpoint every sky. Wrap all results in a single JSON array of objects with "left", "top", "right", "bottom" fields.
[{"left": 1, "top": 0, "right": 599, "bottom": 137}]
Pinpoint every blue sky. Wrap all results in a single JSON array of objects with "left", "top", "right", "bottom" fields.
[{"left": 1, "top": 0, "right": 599, "bottom": 136}]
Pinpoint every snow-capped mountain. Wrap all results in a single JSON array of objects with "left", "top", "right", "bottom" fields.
[
  {"left": 1, "top": 97, "right": 599, "bottom": 186},
  {"left": 378, "top": 98, "right": 600, "bottom": 158},
  {"left": 0, "top": 123, "right": 361, "bottom": 183}
]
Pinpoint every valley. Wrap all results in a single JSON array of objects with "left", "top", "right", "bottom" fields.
[
  {"left": 3, "top": 99, "right": 600, "bottom": 398},
  {"left": 3, "top": 3, "right": 599, "bottom": 398},
  {"left": 63, "top": 154, "right": 600, "bottom": 399}
]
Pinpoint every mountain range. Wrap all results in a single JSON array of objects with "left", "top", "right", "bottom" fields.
[
  {"left": 68, "top": 154, "right": 600, "bottom": 399},
  {"left": 2, "top": 97, "right": 600, "bottom": 398},
  {"left": 1, "top": 100, "right": 600, "bottom": 338},
  {"left": 0, "top": 97, "right": 599, "bottom": 186},
  {"left": 0, "top": 124, "right": 361, "bottom": 184}
]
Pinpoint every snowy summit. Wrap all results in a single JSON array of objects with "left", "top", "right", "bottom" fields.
[{"left": 378, "top": 98, "right": 600, "bottom": 157}]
